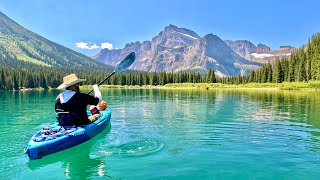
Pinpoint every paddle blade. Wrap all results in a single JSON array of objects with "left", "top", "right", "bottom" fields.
[{"left": 114, "top": 52, "right": 136, "bottom": 73}]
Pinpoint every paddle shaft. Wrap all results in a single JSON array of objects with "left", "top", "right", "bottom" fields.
[
  {"left": 87, "top": 52, "right": 135, "bottom": 95},
  {"left": 87, "top": 71, "right": 115, "bottom": 94}
]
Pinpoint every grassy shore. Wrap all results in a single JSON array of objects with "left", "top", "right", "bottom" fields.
[
  {"left": 164, "top": 81, "right": 320, "bottom": 90},
  {"left": 80, "top": 81, "right": 320, "bottom": 90}
]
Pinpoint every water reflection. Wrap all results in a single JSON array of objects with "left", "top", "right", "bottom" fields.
[
  {"left": 62, "top": 148, "right": 106, "bottom": 179},
  {"left": 105, "top": 89, "right": 320, "bottom": 156},
  {"left": 0, "top": 90, "right": 59, "bottom": 125},
  {"left": 104, "top": 88, "right": 320, "bottom": 129}
]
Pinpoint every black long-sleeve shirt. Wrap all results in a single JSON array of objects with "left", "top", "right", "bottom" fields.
[{"left": 55, "top": 92, "right": 99, "bottom": 125}]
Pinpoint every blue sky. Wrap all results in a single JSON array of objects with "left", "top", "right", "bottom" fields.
[{"left": 0, "top": 0, "right": 319, "bottom": 56}]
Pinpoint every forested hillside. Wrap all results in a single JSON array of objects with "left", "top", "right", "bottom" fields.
[{"left": 0, "top": 11, "right": 112, "bottom": 70}]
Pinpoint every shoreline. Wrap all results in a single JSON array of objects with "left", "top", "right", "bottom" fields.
[
  {"left": 2, "top": 82, "right": 320, "bottom": 91},
  {"left": 81, "top": 82, "right": 320, "bottom": 91}
]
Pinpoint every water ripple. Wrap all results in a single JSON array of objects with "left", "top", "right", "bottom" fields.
[{"left": 100, "top": 138, "right": 164, "bottom": 157}]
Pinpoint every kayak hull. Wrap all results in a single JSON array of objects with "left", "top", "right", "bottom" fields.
[{"left": 25, "top": 109, "right": 111, "bottom": 160}]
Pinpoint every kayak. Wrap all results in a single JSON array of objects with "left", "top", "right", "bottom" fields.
[{"left": 25, "top": 109, "right": 111, "bottom": 160}]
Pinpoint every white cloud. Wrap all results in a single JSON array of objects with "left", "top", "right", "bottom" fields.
[
  {"left": 75, "top": 42, "right": 99, "bottom": 50},
  {"left": 75, "top": 42, "right": 113, "bottom": 50},
  {"left": 100, "top": 42, "right": 113, "bottom": 50}
]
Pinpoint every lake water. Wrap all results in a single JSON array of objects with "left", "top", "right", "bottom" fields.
[{"left": 1, "top": 88, "right": 320, "bottom": 179}]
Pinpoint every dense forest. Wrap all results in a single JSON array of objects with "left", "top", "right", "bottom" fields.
[
  {"left": 0, "top": 33, "right": 319, "bottom": 90},
  {"left": 0, "top": 65, "right": 217, "bottom": 90}
]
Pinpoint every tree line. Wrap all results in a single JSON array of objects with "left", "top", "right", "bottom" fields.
[{"left": 0, "top": 66, "right": 217, "bottom": 90}]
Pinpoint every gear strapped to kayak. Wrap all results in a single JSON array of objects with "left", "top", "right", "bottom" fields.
[
  {"left": 33, "top": 125, "right": 79, "bottom": 142},
  {"left": 25, "top": 110, "right": 111, "bottom": 160}
]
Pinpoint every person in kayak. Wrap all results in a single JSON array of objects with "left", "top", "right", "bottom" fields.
[{"left": 55, "top": 74, "right": 102, "bottom": 126}]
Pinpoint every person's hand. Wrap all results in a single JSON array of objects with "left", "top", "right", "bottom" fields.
[
  {"left": 92, "top": 84, "right": 100, "bottom": 93},
  {"left": 92, "top": 84, "right": 99, "bottom": 90}
]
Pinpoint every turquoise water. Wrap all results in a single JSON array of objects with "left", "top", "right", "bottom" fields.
[{"left": 1, "top": 89, "right": 320, "bottom": 179}]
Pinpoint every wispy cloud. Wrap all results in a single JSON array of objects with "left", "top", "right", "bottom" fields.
[{"left": 75, "top": 42, "right": 113, "bottom": 50}]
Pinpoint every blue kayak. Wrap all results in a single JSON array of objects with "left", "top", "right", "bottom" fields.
[{"left": 25, "top": 109, "right": 111, "bottom": 160}]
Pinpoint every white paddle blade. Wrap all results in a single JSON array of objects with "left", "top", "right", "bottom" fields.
[{"left": 114, "top": 52, "right": 136, "bottom": 73}]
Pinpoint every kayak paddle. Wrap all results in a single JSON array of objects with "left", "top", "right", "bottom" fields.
[{"left": 88, "top": 52, "right": 136, "bottom": 94}]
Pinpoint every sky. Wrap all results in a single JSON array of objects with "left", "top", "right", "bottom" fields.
[{"left": 0, "top": 0, "right": 319, "bottom": 56}]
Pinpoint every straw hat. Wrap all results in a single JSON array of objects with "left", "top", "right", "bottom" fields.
[{"left": 57, "top": 74, "right": 86, "bottom": 89}]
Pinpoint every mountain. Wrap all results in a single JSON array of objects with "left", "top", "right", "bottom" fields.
[
  {"left": 0, "top": 11, "right": 112, "bottom": 71},
  {"left": 93, "top": 25, "right": 260, "bottom": 77},
  {"left": 93, "top": 25, "right": 202, "bottom": 72},
  {"left": 225, "top": 40, "right": 295, "bottom": 63},
  {"left": 181, "top": 34, "right": 261, "bottom": 76}
]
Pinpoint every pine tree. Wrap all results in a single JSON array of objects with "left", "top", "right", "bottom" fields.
[
  {"left": 212, "top": 69, "right": 216, "bottom": 83},
  {"left": 288, "top": 55, "right": 296, "bottom": 82},
  {"left": 13, "top": 73, "right": 19, "bottom": 90},
  {"left": 274, "top": 60, "right": 284, "bottom": 83},
  {"left": 207, "top": 69, "right": 216, "bottom": 83},
  {"left": 0, "top": 69, "right": 5, "bottom": 90},
  {"left": 248, "top": 70, "right": 255, "bottom": 83}
]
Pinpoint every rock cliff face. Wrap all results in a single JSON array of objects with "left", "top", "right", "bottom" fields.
[
  {"left": 224, "top": 40, "right": 256, "bottom": 60},
  {"left": 181, "top": 34, "right": 260, "bottom": 76},
  {"left": 93, "top": 25, "right": 293, "bottom": 77}
]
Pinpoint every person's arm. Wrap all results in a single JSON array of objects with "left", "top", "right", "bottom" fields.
[{"left": 92, "top": 84, "right": 102, "bottom": 103}]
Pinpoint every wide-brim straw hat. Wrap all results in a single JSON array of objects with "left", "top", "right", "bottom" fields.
[{"left": 57, "top": 74, "right": 86, "bottom": 89}]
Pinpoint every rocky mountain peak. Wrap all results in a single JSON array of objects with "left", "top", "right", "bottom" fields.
[
  {"left": 256, "top": 43, "right": 271, "bottom": 53},
  {"left": 277, "top": 45, "right": 295, "bottom": 54},
  {"left": 202, "top": 34, "right": 232, "bottom": 53},
  {"left": 203, "top": 33, "right": 219, "bottom": 40},
  {"left": 164, "top": 24, "right": 179, "bottom": 32},
  {"left": 226, "top": 40, "right": 256, "bottom": 50},
  {"left": 124, "top": 41, "right": 141, "bottom": 48},
  {"left": 152, "top": 24, "right": 201, "bottom": 48},
  {"left": 279, "top": 45, "right": 294, "bottom": 50}
]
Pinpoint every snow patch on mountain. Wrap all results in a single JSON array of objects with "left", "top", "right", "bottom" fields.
[
  {"left": 177, "top": 32, "right": 198, "bottom": 40},
  {"left": 251, "top": 53, "right": 274, "bottom": 58}
]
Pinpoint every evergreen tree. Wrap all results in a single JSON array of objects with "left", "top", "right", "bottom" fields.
[
  {"left": 13, "top": 74, "right": 19, "bottom": 90},
  {"left": 249, "top": 70, "right": 255, "bottom": 83},
  {"left": 207, "top": 69, "right": 216, "bottom": 83},
  {"left": 0, "top": 69, "right": 5, "bottom": 90},
  {"left": 267, "top": 62, "right": 273, "bottom": 82},
  {"left": 273, "top": 60, "right": 284, "bottom": 83}
]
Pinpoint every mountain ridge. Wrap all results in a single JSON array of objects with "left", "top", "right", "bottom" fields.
[
  {"left": 225, "top": 40, "right": 295, "bottom": 63},
  {"left": 93, "top": 25, "right": 267, "bottom": 76}
]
